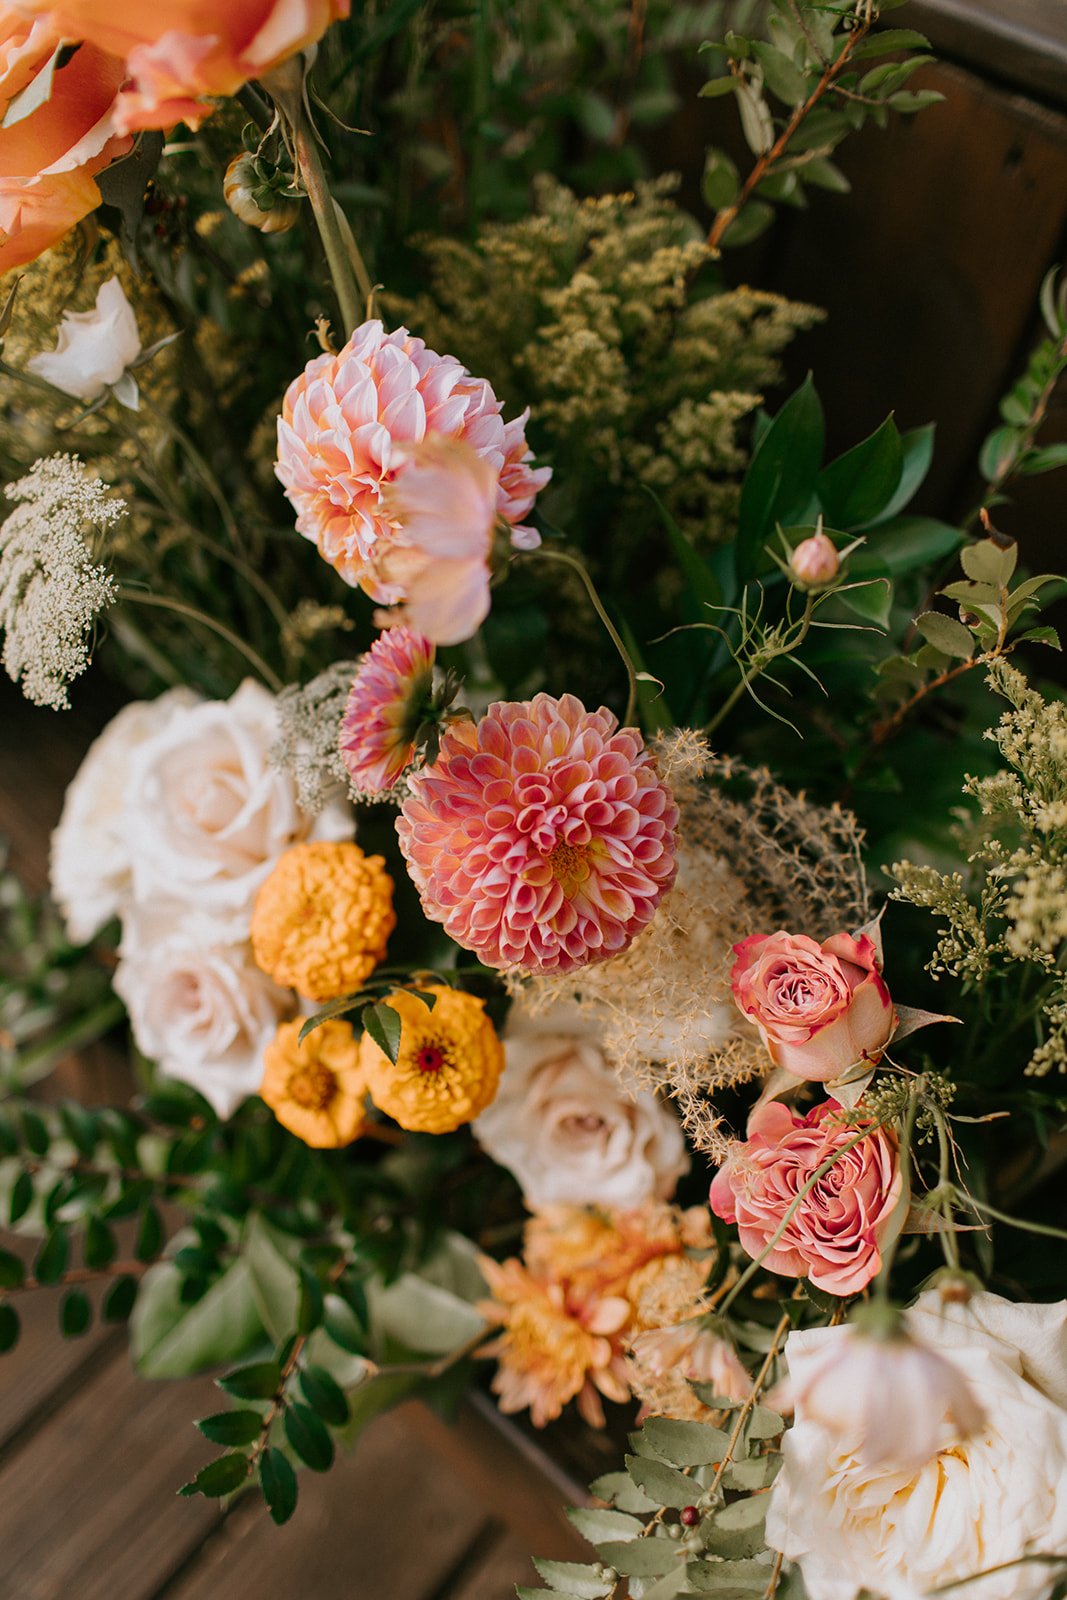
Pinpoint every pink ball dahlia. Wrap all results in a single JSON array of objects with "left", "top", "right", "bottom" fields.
[
  {"left": 275, "top": 319, "right": 550, "bottom": 595},
  {"left": 339, "top": 626, "right": 436, "bottom": 793},
  {"left": 396, "top": 693, "right": 679, "bottom": 974}
]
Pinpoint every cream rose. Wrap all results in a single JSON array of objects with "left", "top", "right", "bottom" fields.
[
  {"left": 50, "top": 687, "right": 198, "bottom": 943},
  {"left": 767, "top": 1290, "right": 1067, "bottom": 1600},
  {"left": 114, "top": 911, "right": 291, "bottom": 1117},
  {"left": 473, "top": 1007, "right": 688, "bottom": 1209},
  {"left": 123, "top": 678, "right": 351, "bottom": 938},
  {"left": 28, "top": 277, "right": 142, "bottom": 406}
]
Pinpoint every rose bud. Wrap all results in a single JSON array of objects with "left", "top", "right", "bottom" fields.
[
  {"left": 224, "top": 154, "right": 301, "bottom": 234},
  {"left": 791, "top": 531, "right": 840, "bottom": 589}
]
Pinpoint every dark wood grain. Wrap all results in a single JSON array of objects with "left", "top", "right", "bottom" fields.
[{"left": 903, "top": 0, "right": 1067, "bottom": 109}]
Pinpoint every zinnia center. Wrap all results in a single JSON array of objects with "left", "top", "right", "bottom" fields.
[
  {"left": 287, "top": 1063, "right": 337, "bottom": 1111},
  {"left": 416, "top": 1043, "right": 446, "bottom": 1074},
  {"left": 547, "top": 839, "right": 591, "bottom": 899}
]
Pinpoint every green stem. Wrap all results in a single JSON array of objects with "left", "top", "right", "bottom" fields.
[
  {"left": 532, "top": 548, "right": 639, "bottom": 726},
  {"left": 117, "top": 587, "right": 284, "bottom": 692},
  {"left": 705, "top": 592, "right": 815, "bottom": 737},
  {"left": 293, "top": 121, "right": 361, "bottom": 335},
  {"left": 873, "top": 1082, "right": 920, "bottom": 1301},
  {"left": 934, "top": 1109, "right": 961, "bottom": 1271}
]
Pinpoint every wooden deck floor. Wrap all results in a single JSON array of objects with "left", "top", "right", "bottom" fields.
[{"left": 0, "top": 680, "right": 588, "bottom": 1600}]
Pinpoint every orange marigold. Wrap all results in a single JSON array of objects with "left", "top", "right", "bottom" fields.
[
  {"left": 250, "top": 840, "right": 395, "bottom": 1001},
  {"left": 359, "top": 985, "right": 503, "bottom": 1133},
  {"left": 260, "top": 1018, "right": 369, "bottom": 1148}
]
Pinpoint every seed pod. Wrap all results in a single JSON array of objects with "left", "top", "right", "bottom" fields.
[{"left": 223, "top": 153, "right": 301, "bottom": 234}]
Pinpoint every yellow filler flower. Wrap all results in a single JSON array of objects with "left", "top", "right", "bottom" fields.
[
  {"left": 260, "top": 1019, "right": 369, "bottom": 1148},
  {"left": 250, "top": 840, "right": 395, "bottom": 1001},
  {"left": 359, "top": 985, "right": 504, "bottom": 1134}
]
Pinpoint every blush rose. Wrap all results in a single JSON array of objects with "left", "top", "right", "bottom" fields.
[
  {"left": 731, "top": 927, "right": 895, "bottom": 1082},
  {"left": 709, "top": 1100, "right": 904, "bottom": 1297}
]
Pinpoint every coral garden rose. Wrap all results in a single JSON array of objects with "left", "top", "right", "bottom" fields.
[
  {"left": 396, "top": 693, "right": 678, "bottom": 974},
  {"left": 731, "top": 927, "right": 895, "bottom": 1082},
  {"left": 768, "top": 1290, "right": 1067, "bottom": 1600},
  {"left": 275, "top": 319, "right": 549, "bottom": 596},
  {"left": 473, "top": 1006, "right": 688, "bottom": 1209},
  {"left": 13, "top": 0, "right": 349, "bottom": 132},
  {"left": 709, "top": 1100, "right": 903, "bottom": 1297},
  {"left": 28, "top": 275, "right": 141, "bottom": 401},
  {"left": 0, "top": 14, "right": 131, "bottom": 274},
  {"left": 339, "top": 626, "right": 435, "bottom": 793}
]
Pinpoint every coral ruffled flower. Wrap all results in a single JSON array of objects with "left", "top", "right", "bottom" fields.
[
  {"left": 396, "top": 693, "right": 678, "bottom": 974},
  {"left": 630, "top": 1320, "right": 751, "bottom": 1399},
  {"left": 358, "top": 984, "right": 503, "bottom": 1133},
  {"left": 0, "top": 15, "right": 132, "bottom": 274},
  {"left": 250, "top": 840, "right": 395, "bottom": 1001},
  {"left": 13, "top": 0, "right": 349, "bottom": 132},
  {"left": 731, "top": 926, "right": 895, "bottom": 1082},
  {"left": 339, "top": 626, "right": 435, "bottom": 793},
  {"left": 274, "top": 319, "right": 549, "bottom": 596},
  {"left": 710, "top": 1100, "right": 904, "bottom": 1297},
  {"left": 260, "top": 1017, "right": 369, "bottom": 1148}
]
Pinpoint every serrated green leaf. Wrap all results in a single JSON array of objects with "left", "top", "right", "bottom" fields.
[
  {"left": 259, "top": 1446, "right": 298, "bottom": 1525},
  {"left": 531, "top": 1558, "right": 614, "bottom": 1598},
  {"left": 741, "top": 1405, "right": 786, "bottom": 1440},
  {"left": 0, "top": 1301, "right": 18, "bottom": 1352},
  {"left": 686, "top": 1556, "right": 775, "bottom": 1594},
  {"left": 1018, "top": 625, "right": 1061, "bottom": 650},
  {"left": 35, "top": 1225, "right": 69, "bottom": 1286},
  {"left": 752, "top": 41, "right": 809, "bottom": 103},
  {"left": 589, "top": 1471, "right": 659, "bottom": 1514},
  {"left": 218, "top": 1359, "right": 281, "bottom": 1400},
  {"left": 568, "top": 1507, "right": 643, "bottom": 1545},
  {"left": 915, "top": 610, "right": 975, "bottom": 659},
  {"left": 299, "top": 1363, "right": 349, "bottom": 1427},
  {"left": 0, "top": 1248, "right": 25, "bottom": 1289},
  {"left": 196, "top": 1409, "right": 263, "bottom": 1446},
  {"left": 722, "top": 1454, "right": 781, "bottom": 1490},
  {"left": 597, "top": 1538, "right": 679, "bottom": 1578},
  {"left": 59, "top": 1288, "right": 91, "bottom": 1337},
  {"left": 626, "top": 1454, "right": 697, "bottom": 1510},
  {"left": 960, "top": 539, "right": 1016, "bottom": 586},
  {"left": 285, "top": 1401, "right": 334, "bottom": 1471},
  {"left": 642, "top": 1417, "right": 730, "bottom": 1466},
  {"left": 362, "top": 1001, "right": 403, "bottom": 1064},
  {"left": 178, "top": 1453, "right": 250, "bottom": 1499},
  {"left": 703, "top": 1496, "right": 768, "bottom": 1560}
]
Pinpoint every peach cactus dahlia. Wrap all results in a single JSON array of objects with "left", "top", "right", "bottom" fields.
[
  {"left": 396, "top": 693, "right": 679, "bottom": 974},
  {"left": 275, "top": 319, "right": 550, "bottom": 596}
]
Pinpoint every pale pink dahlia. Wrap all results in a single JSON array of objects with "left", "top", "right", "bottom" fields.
[
  {"left": 275, "top": 319, "right": 550, "bottom": 595},
  {"left": 339, "top": 626, "right": 436, "bottom": 793},
  {"left": 396, "top": 693, "right": 679, "bottom": 974}
]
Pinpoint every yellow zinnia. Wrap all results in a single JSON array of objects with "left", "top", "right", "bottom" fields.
[
  {"left": 359, "top": 985, "right": 504, "bottom": 1134},
  {"left": 250, "top": 840, "right": 395, "bottom": 1001},
  {"left": 260, "top": 1018, "right": 369, "bottom": 1148}
]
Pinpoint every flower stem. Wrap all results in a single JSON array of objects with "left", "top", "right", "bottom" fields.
[
  {"left": 117, "top": 587, "right": 284, "bottom": 692},
  {"left": 293, "top": 119, "right": 362, "bottom": 335},
  {"left": 531, "top": 548, "right": 639, "bottom": 726}
]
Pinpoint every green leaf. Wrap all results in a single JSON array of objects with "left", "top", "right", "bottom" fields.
[
  {"left": 259, "top": 1447, "right": 298, "bottom": 1525},
  {"left": 244, "top": 1213, "right": 301, "bottom": 1345},
  {"left": 59, "top": 1288, "right": 91, "bottom": 1337},
  {"left": 0, "top": 1301, "right": 18, "bottom": 1352},
  {"left": 852, "top": 27, "right": 931, "bottom": 57},
  {"left": 641, "top": 1417, "right": 730, "bottom": 1467},
  {"left": 868, "top": 514, "right": 962, "bottom": 575},
  {"left": 9, "top": 1170, "right": 32, "bottom": 1225},
  {"left": 83, "top": 1214, "right": 117, "bottom": 1271},
  {"left": 626, "top": 1453, "right": 697, "bottom": 1510},
  {"left": 589, "top": 1471, "right": 659, "bottom": 1514},
  {"left": 131, "top": 1255, "right": 266, "bottom": 1379},
  {"left": 20, "top": 1107, "right": 49, "bottom": 1157},
  {"left": 720, "top": 199, "right": 774, "bottom": 248},
  {"left": 596, "top": 1538, "right": 679, "bottom": 1578},
  {"left": 888, "top": 89, "right": 945, "bottom": 112},
  {"left": 531, "top": 1558, "right": 614, "bottom": 1598},
  {"left": 741, "top": 1405, "right": 786, "bottom": 1440},
  {"left": 752, "top": 42, "right": 809, "bottom": 103},
  {"left": 702, "top": 150, "right": 740, "bottom": 210},
  {"left": 0, "top": 1248, "right": 25, "bottom": 1289},
  {"left": 218, "top": 1360, "right": 282, "bottom": 1400},
  {"left": 914, "top": 610, "right": 975, "bottom": 659},
  {"left": 836, "top": 559, "right": 892, "bottom": 628},
  {"left": 801, "top": 156, "right": 850, "bottom": 193},
  {"left": 299, "top": 1363, "right": 349, "bottom": 1427},
  {"left": 179, "top": 1453, "right": 250, "bottom": 1499},
  {"left": 817, "top": 415, "right": 903, "bottom": 529},
  {"left": 980, "top": 424, "right": 1022, "bottom": 482},
  {"left": 35, "top": 1225, "right": 69, "bottom": 1286},
  {"left": 362, "top": 1001, "right": 403, "bottom": 1064},
  {"left": 567, "top": 1507, "right": 644, "bottom": 1545},
  {"left": 703, "top": 1496, "right": 768, "bottom": 1560},
  {"left": 322, "top": 1294, "right": 367, "bottom": 1356},
  {"left": 1019, "top": 442, "right": 1067, "bottom": 475},
  {"left": 367, "top": 1269, "right": 486, "bottom": 1356},
  {"left": 722, "top": 1454, "right": 781, "bottom": 1490},
  {"left": 298, "top": 1265, "right": 325, "bottom": 1335},
  {"left": 960, "top": 539, "right": 1017, "bottom": 585},
  {"left": 737, "top": 375, "right": 824, "bottom": 580},
  {"left": 285, "top": 1401, "right": 334, "bottom": 1472},
  {"left": 102, "top": 1274, "right": 139, "bottom": 1323},
  {"left": 1018, "top": 625, "right": 1061, "bottom": 650},
  {"left": 196, "top": 1410, "right": 263, "bottom": 1446},
  {"left": 686, "top": 1557, "right": 775, "bottom": 1594},
  {"left": 698, "top": 76, "right": 740, "bottom": 99},
  {"left": 135, "top": 1203, "right": 164, "bottom": 1263}
]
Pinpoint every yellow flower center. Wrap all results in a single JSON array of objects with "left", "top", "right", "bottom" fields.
[
  {"left": 287, "top": 1062, "right": 338, "bottom": 1112},
  {"left": 548, "top": 839, "right": 591, "bottom": 898}
]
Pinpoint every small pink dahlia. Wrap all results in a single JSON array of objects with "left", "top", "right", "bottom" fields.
[
  {"left": 275, "top": 319, "right": 550, "bottom": 595},
  {"left": 340, "top": 627, "right": 435, "bottom": 793},
  {"left": 396, "top": 693, "right": 679, "bottom": 974}
]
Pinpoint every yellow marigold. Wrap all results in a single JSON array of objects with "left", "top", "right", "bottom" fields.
[
  {"left": 250, "top": 840, "right": 395, "bottom": 1001},
  {"left": 260, "top": 1018, "right": 369, "bottom": 1148},
  {"left": 359, "top": 985, "right": 503, "bottom": 1133}
]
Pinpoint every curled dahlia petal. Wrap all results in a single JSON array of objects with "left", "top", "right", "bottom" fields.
[
  {"left": 339, "top": 627, "right": 436, "bottom": 793},
  {"left": 396, "top": 693, "right": 679, "bottom": 974},
  {"left": 274, "top": 319, "right": 550, "bottom": 595}
]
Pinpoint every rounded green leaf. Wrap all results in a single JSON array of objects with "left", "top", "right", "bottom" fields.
[
  {"left": 103, "top": 1274, "right": 139, "bottom": 1323},
  {"left": 284, "top": 1401, "right": 334, "bottom": 1472},
  {"left": 259, "top": 1447, "right": 298, "bottom": 1525},
  {"left": 0, "top": 1248, "right": 25, "bottom": 1289},
  {"left": 196, "top": 1410, "right": 263, "bottom": 1446},
  {"left": 59, "top": 1288, "right": 91, "bottom": 1337},
  {"left": 299, "top": 1364, "right": 350, "bottom": 1427},
  {"left": 179, "top": 1452, "right": 251, "bottom": 1499},
  {"left": 35, "top": 1225, "right": 69, "bottom": 1286}
]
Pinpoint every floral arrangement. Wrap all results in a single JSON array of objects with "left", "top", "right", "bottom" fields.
[{"left": 1, "top": 2, "right": 1067, "bottom": 1597}]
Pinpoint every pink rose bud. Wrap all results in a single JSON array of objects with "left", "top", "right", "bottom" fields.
[
  {"left": 730, "top": 928, "right": 896, "bottom": 1082},
  {"left": 791, "top": 532, "right": 840, "bottom": 589}
]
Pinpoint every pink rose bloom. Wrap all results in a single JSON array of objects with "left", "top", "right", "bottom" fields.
[
  {"left": 275, "top": 319, "right": 549, "bottom": 597},
  {"left": 709, "top": 1101, "right": 903, "bottom": 1297},
  {"left": 731, "top": 928, "right": 895, "bottom": 1082}
]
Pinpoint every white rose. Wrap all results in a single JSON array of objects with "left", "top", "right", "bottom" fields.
[
  {"left": 114, "top": 911, "right": 291, "bottom": 1117},
  {"left": 123, "top": 679, "right": 352, "bottom": 938},
  {"left": 27, "top": 277, "right": 143, "bottom": 405},
  {"left": 767, "top": 1290, "right": 1067, "bottom": 1600},
  {"left": 473, "top": 1005, "right": 688, "bottom": 1209},
  {"left": 49, "top": 687, "right": 199, "bottom": 943}
]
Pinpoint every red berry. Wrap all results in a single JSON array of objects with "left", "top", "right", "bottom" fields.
[{"left": 680, "top": 1506, "right": 699, "bottom": 1527}]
